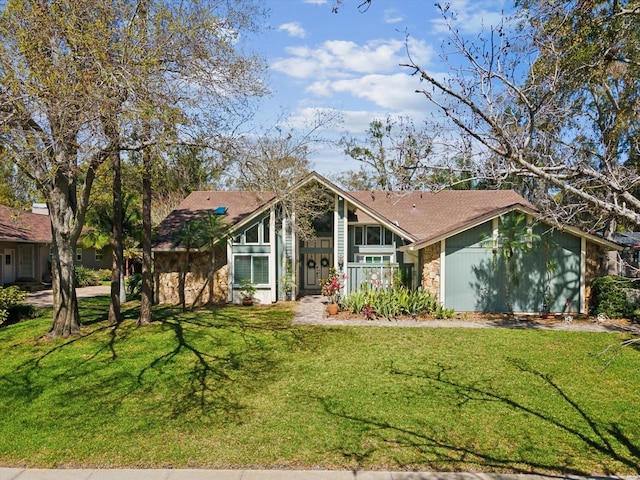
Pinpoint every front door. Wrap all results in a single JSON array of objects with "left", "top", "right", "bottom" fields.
[
  {"left": 3, "top": 249, "right": 14, "bottom": 284},
  {"left": 301, "top": 238, "right": 333, "bottom": 293}
]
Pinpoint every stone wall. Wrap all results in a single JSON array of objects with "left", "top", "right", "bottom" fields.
[
  {"left": 420, "top": 242, "right": 441, "bottom": 301},
  {"left": 154, "top": 248, "right": 228, "bottom": 306}
]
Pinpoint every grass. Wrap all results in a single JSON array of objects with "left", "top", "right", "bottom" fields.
[{"left": 1, "top": 296, "right": 639, "bottom": 475}]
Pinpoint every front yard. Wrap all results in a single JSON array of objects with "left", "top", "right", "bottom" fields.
[{"left": 0, "top": 297, "right": 639, "bottom": 475}]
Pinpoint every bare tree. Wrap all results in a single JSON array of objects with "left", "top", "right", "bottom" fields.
[{"left": 401, "top": 1, "right": 640, "bottom": 232}]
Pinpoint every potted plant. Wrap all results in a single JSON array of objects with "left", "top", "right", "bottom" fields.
[
  {"left": 239, "top": 278, "right": 256, "bottom": 306},
  {"left": 320, "top": 267, "right": 344, "bottom": 315}
]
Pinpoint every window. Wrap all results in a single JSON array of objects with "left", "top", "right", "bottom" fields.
[
  {"left": 263, "top": 217, "right": 270, "bottom": 243},
  {"left": 245, "top": 224, "right": 259, "bottom": 244},
  {"left": 234, "top": 255, "right": 269, "bottom": 285},
  {"left": 95, "top": 250, "right": 104, "bottom": 261},
  {"left": 76, "top": 248, "right": 83, "bottom": 262},
  {"left": 366, "top": 226, "right": 381, "bottom": 245},
  {"left": 354, "top": 225, "right": 393, "bottom": 246},
  {"left": 356, "top": 254, "right": 392, "bottom": 264},
  {"left": 354, "top": 226, "right": 363, "bottom": 245}
]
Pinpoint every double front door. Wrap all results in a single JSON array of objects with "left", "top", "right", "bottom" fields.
[{"left": 301, "top": 238, "right": 333, "bottom": 293}]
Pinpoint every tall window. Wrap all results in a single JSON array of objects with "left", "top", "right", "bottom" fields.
[
  {"left": 234, "top": 255, "right": 269, "bottom": 285},
  {"left": 76, "top": 248, "right": 83, "bottom": 262},
  {"left": 95, "top": 250, "right": 104, "bottom": 261}
]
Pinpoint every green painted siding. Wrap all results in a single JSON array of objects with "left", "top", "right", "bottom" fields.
[{"left": 445, "top": 221, "right": 581, "bottom": 313}]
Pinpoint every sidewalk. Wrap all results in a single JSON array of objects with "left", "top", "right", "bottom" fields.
[{"left": 3, "top": 468, "right": 635, "bottom": 480}]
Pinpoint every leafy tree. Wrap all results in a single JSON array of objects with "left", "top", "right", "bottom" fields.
[
  {"left": 0, "top": 0, "right": 266, "bottom": 336},
  {"left": 340, "top": 115, "right": 435, "bottom": 191}
]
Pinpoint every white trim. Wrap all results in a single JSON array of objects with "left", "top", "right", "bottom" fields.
[
  {"left": 580, "top": 237, "right": 586, "bottom": 314},
  {"left": 269, "top": 207, "right": 276, "bottom": 303},
  {"left": 334, "top": 194, "right": 339, "bottom": 270},
  {"left": 291, "top": 211, "right": 297, "bottom": 300},
  {"left": 439, "top": 239, "right": 446, "bottom": 306},
  {"left": 226, "top": 242, "right": 233, "bottom": 302}
]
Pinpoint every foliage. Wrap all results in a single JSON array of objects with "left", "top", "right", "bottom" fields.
[
  {"left": 341, "top": 286, "right": 450, "bottom": 320},
  {"left": 399, "top": 0, "right": 640, "bottom": 232},
  {"left": 339, "top": 115, "right": 435, "bottom": 191},
  {"left": 590, "top": 276, "right": 640, "bottom": 319},
  {"left": 0, "top": 286, "right": 27, "bottom": 323},
  {"left": 239, "top": 279, "right": 256, "bottom": 299},
  {"left": 74, "top": 266, "right": 103, "bottom": 288},
  {"left": 0, "top": 0, "right": 267, "bottom": 336},
  {"left": 320, "top": 267, "right": 345, "bottom": 304},
  {"left": 126, "top": 273, "right": 143, "bottom": 298},
  {"left": 1, "top": 297, "right": 638, "bottom": 473}
]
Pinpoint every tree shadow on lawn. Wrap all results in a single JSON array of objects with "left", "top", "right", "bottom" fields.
[
  {"left": 1, "top": 303, "right": 301, "bottom": 429},
  {"left": 319, "top": 360, "right": 640, "bottom": 476}
]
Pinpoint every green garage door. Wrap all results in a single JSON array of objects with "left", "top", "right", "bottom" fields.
[{"left": 445, "top": 222, "right": 581, "bottom": 313}]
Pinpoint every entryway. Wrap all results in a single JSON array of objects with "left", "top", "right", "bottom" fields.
[{"left": 300, "top": 237, "right": 333, "bottom": 294}]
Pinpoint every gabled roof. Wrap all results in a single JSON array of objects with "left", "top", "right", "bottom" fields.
[
  {"left": 153, "top": 172, "right": 621, "bottom": 252},
  {"left": 0, "top": 205, "right": 51, "bottom": 244},
  {"left": 154, "top": 191, "right": 274, "bottom": 251},
  {"left": 349, "top": 189, "right": 534, "bottom": 243}
]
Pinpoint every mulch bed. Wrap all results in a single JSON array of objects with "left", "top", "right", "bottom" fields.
[{"left": 330, "top": 309, "right": 638, "bottom": 329}]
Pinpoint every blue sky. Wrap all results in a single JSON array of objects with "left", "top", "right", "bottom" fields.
[{"left": 248, "top": 0, "right": 510, "bottom": 175}]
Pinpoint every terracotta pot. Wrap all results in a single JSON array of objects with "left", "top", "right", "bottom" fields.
[
  {"left": 242, "top": 297, "right": 254, "bottom": 306},
  {"left": 327, "top": 303, "right": 339, "bottom": 315}
]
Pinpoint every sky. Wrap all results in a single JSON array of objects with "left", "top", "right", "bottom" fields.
[{"left": 247, "top": 0, "right": 511, "bottom": 176}]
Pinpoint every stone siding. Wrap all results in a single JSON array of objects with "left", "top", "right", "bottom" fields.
[
  {"left": 154, "top": 249, "right": 228, "bottom": 306},
  {"left": 420, "top": 242, "right": 441, "bottom": 301}
]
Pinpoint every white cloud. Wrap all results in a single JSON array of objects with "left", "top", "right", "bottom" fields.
[
  {"left": 278, "top": 22, "right": 306, "bottom": 38},
  {"left": 272, "top": 37, "right": 434, "bottom": 80},
  {"left": 327, "top": 73, "right": 425, "bottom": 111},
  {"left": 383, "top": 9, "right": 404, "bottom": 24}
]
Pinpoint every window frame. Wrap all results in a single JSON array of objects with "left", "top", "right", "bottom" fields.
[{"left": 233, "top": 254, "right": 270, "bottom": 286}]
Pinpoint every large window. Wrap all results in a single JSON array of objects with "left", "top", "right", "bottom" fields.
[
  {"left": 234, "top": 255, "right": 269, "bottom": 285},
  {"left": 354, "top": 226, "right": 394, "bottom": 246}
]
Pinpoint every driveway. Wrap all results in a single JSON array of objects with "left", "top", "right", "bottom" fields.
[{"left": 26, "top": 285, "right": 110, "bottom": 308}]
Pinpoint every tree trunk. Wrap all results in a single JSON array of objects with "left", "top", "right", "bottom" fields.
[
  {"left": 108, "top": 141, "right": 123, "bottom": 324},
  {"left": 138, "top": 146, "right": 153, "bottom": 325},
  {"left": 48, "top": 218, "right": 81, "bottom": 337}
]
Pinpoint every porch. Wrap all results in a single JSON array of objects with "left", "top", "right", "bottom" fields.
[{"left": 344, "top": 262, "right": 416, "bottom": 293}]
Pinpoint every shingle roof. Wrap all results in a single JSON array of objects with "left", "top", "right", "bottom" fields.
[
  {"left": 154, "top": 185, "right": 536, "bottom": 252},
  {"left": 349, "top": 189, "right": 536, "bottom": 244},
  {"left": 0, "top": 205, "right": 51, "bottom": 243},
  {"left": 154, "top": 191, "right": 275, "bottom": 250}
]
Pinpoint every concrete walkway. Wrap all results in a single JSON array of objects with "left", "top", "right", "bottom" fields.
[
  {"left": 1, "top": 468, "right": 636, "bottom": 480},
  {"left": 25, "top": 285, "right": 110, "bottom": 308}
]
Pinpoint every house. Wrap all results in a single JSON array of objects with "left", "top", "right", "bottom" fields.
[
  {"left": 153, "top": 172, "right": 621, "bottom": 314},
  {"left": 0, "top": 204, "right": 51, "bottom": 287}
]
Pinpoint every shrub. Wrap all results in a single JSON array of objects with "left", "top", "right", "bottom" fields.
[
  {"left": 74, "top": 266, "right": 102, "bottom": 287},
  {"left": 0, "top": 286, "right": 28, "bottom": 323},
  {"left": 590, "top": 275, "right": 640, "bottom": 319},
  {"left": 96, "top": 269, "right": 112, "bottom": 282},
  {"left": 341, "top": 286, "right": 449, "bottom": 320}
]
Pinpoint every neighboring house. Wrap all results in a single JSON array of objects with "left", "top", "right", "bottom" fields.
[
  {"left": 153, "top": 172, "right": 621, "bottom": 314},
  {"left": 0, "top": 204, "right": 51, "bottom": 287},
  {"left": 613, "top": 232, "right": 640, "bottom": 278}
]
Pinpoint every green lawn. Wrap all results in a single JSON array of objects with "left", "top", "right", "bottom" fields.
[{"left": 1, "top": 297, "right": 639, "bottom": 475}]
